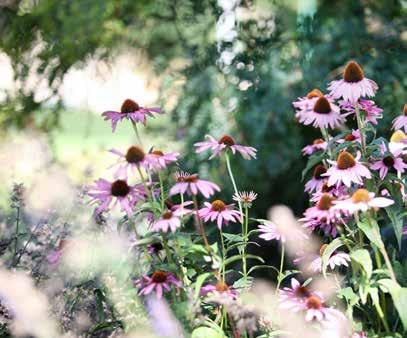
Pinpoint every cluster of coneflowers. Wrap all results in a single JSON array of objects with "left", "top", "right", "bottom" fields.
[{"left": 83, "top": 60, "right": 406, "bottom": 337}]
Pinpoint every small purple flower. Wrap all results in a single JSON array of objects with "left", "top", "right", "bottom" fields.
[
  {"left": 298, "top": 96, "right": 344, "bottom": 129},
  {"left": 370, "top": 142, "right": 407, "bottom": 179},
  {"left": 258, "top": 220, "right": 286, "bottom": 242},
  {"left": 144, "top": 149, "right": 179, "bottom": 171},
  {"left": 109, "top": 146, "right": 149, "bottom": 178},
  {"left": 279, "top": 278, "right": 313, "bottom": 308},
  {"left": 304, "top": 165, "right": 327, "bottom": 193},
  {"left": 293, "top": 89, "right": 324, "bottom": 116},
  {"left": 151, "top": 204, "right": 192, "bottom": 233},
  {"left": 200, "top": 282, "right": 238, "bottom": 299},
  {"left": 333, "top": 189, "right": 394, "bottom": 214},
  {"left": 392, "top": 104, "right": 407, "bottom": 132},
  {"left": 102, "top": 99, "right": 163, "bottom": 132},
  {"left": 198, "top": 200, "right": 241, "bottom": 229},
  {"left": 136, "top": 271, "right": 181, "bottom": 299},
  {"left": 87, "top": 178, "right": 146, "bottom": 216},
  {"left": 336, "top": 129, "right": 361, "bottom": 145},
  {"left": 328, "top": 61, "right": 378, "bottom": 103},
  {"left": 340, "top": 99, "right": 383, "bottom": 125},
  {"left": 302, "top": 138, "right": 327, "bottom": 156},
  {"left": 169, "top": 171, "right": 220, "bottom": 198},
  {"left": 194, "top": 134, "right": 257, "bottom": 160}
]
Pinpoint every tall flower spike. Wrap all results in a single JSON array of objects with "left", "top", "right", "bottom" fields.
[
  {"left": 328, "top": 61, "right": 378, "bottom": 103},
  {"left": 102, "top": 99, "right": 163, "bottom": 132}
]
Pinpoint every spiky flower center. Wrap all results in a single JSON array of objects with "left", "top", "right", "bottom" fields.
[
  {"left": 162, "top": 211, "right": 173, "bottom": 220},
  {"left": 121, "top": 99, "right": 139, "bottom": 113},
  {"left": 295, "top": 285, "right": 310, "bottom": 298},
  {"left": 313, "top": 97, "right": 331, "bottom": 114},
  {"left": 211, "top": 200, "right": 226, "bottom": 212},
  {"left": 343, "top": 61, "right": 364, "bottom": 83},
  {"left": 344, "top": 133, "right": 356, "bottom": 142},
  {"left": 313, "top": 138, "right": 325, "bottom": 145},
  {"left": 313, "top": 165, "right": 327, "bottom": 179},
  {"left": 218, "top": 135, "right": 235, "bottom": 147},
  {"left": 151, "top": 150, "right": 164, "bottom": 156},
  {"left": 151, "top": 270, "right": 168, "bottom": 283},
  {"left": 180, "top": 174, "right": 199, "bottom": 183},
  {"left": 403, "top": 104, "right": 407, "bottom": 116},
  {"left": 337, "top": 151, "right": 356, "bottom": 170},
  {"left": 383, "top": 156, "right": 395, "bottom": 167},
  {"left": 111, "top": 180, "right": 130, "bottom": 197},
  {"left": 319, "top": 244, "right": 328, "bottom": 256},
  {"left": 307, "top": 89, "right": 323, "bottom": 99},
  {"left": 352, "top": 189, "right": 371, "bottom": 203},
  {"left": 317, "top": 194, "right": 335, "bottom": 210},
  {"left": 306, "top": 295, "right": 322, "bottom": 309},
  {"left": 215, "top": 282, "right": 229, "bottom": 292},
  {"left": 321, "top": 183, "right": 333, "bottom": 193},
  {"left": 126, "top": 146, "right": 145, "bottom": 164}
]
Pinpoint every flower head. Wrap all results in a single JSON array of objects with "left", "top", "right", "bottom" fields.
[
  {"left": 151, "top": 203, "right": 192, "bottom": 233},
  {"left": 298, "top": 96, "right": 344, "bottom": 129},
  {"left": 328, "top": 61, "right": 378, "bottom": 103},
  {"left": 305, "top": 165, "right": 327, "bottom": 193},
  {"left": 169, "top": 171, "right": 220, "bottom": 198},
  {"left": 200, "top": 282, "right": 238, "bottom": 299},
  {"left": 233, "top": 191, "right": 257, "bottom": 208},
  {"left": 194, "top": 134, "right": 257, "bottom": 160},
  {"left": 336, "top": 129, "right": 361, "bottom": 145},
  {"left": 102, "top": 99, "right": 163, "bottom": 132},
  {"left": 392, "top": 104, "right": 407, "bottom": 133},
  {"left": 303, "top": 193, "right": 342, "bottom": 224},
  {"left": 323, "top": 151, "right": 371, "bottom": 187},
  {"left": 340, "top": 99, "right": 383, "bottom": 125},
  {"left": 302, "top": 138, "right": 327, "bottom": 156},
  {"left": 370, "top": 143, "right": 407, "bottom": 179},
  {"left": 293, "top": 89, "right": 324, "bottom": 116},
  {"left": 136, "top": 271, "right": 182, "bottom": 299},
  {"left": 333, "top": 189, "right": 394, "bottom": 213},
  {"left": 198, "top": 199, "right": 241, "bottom": 229},
  {"left": 87, "top": 178, "right": 146, "bottom": 216},
  {"left": 144, "top": 149, "right": 179, "bottom": 171},
  {"left": 109, "top": 145, "right": 153, "bottom": 178}
]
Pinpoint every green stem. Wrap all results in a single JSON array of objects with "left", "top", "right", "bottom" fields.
[
  {"left": 225, "top": 153, "right": 243, "bottom": 223},
  {"left": 14, "top": 206, "right": 20, "bottom": 256},
  {"left": 320, "top": 127, "right": 332, "bottom": 159},
  {"left": 220, "top": 228, "right": 226, "bottom": 282},
  {"left": 131, "top": 121, "right": 143, "bottom": 147},
  {"left": 158, "top": 171, "right": 165, "bottom": 211},
  {"left": 355, "top": 104, "right": 366, "bottom": 157},
  {"left": 162, "top": 235, "right": 174, "bottom": 265},
  {"left": 137, "top": 166, "right": 154, "bottom": 208},
  {"left": 242, "top": 206, "right": 248, "bottom": 278},
  {"left": 192, "top": 195, "right": 211, "bottom": 253},
  {"left": 276, "top": 243, "right": 285, "bottom": 293}
]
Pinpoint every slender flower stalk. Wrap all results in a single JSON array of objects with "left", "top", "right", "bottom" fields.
[
  {"left": 355, "top": 104, "right": 367, "bottom": 157},
  {"left": 225, "top": 153, "right": 243, "bottom": 223},
  {"left": 131, "top": 120, "right": 143, "bottom": 147},
  {"left": 275, "top": 243, "right": 285, "bottom": 294},
  {"left": 192, "top": 195, "right": 211, "bottom": 253}
]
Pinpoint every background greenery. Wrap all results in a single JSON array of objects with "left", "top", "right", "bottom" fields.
[{"left": 0, "top": 0, "right": 406, "bottom": 217}]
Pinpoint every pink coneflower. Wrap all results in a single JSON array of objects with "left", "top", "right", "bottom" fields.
[
  {"left": 233, "top": 190, "right": 257, "bottom": 208},
  {"left": 169, "top": 171, "right": 220, "bottom": 198},
  {"left": 370, "top": 144, "right": 407, "bottom": 179},
  {"left": 194, "top": 134, "right": 257, "bottom": 160},
  {"left": 340, "top": 99, "right": 383, "bottom": 125},
  {"left": 328, "top": 61, "right": 378, "bottom": 103},
  {"left": 305, "top": 165, "right": 327, "bottom": 193},
  {"left": 136, "top": 271, "right": 181, "bottom": 299},
  {"left": 258, "top": 220, "right": 286, "bottom": 242},
  {"left": 293, "top": 89, "right": 324, "bottom": 115},
  {"left": 323, "top": 151, "right": 371, "bottom": 187},
  {"left": 392, "top": 104, "right": 407, "bottom": 133},
  {"left": 303, "top": 193, "right": 342, "bottom": 225},
  {"left": 200, "top": 282, "right": 238, "bottom": 298},
  {"left": 301, "top": 295, "right": 344, "bottom": 322},
  {"left": 279, "top": 278, "right": 313, "bottom": 307},
  {"left": 299, "top": 244, "right": 350, "bottom": 273},
  {"left": 102, "top": 99, "right": 163, "bottom": 132},
  {"left": 302, "top": 217, "right": 339, "bottom": 238},
  {"left": 302, "top": 138, "right": 327, "bottom": 156},
  {"left": 336, "top": 129, "right": 361, "bottom": 144},
  {"left": 333, "top": 189, "right": 394, "bottom": 214},
  {"left": 109, "top": 146, "right": 149, "bottom": 177},
  {"left": 299, "top": 96, "right": 344, "bottom": 129},
  {"left": 151, "top": 204, "right": 192, "bottom": 233},
  {"left": 144, "top": 149, "right": 179, "bottom": 171},
  {"left": 198, "top": 200, "right": 241, "bottom": 229},
  {"left": 87, "top": 178, "right": 146, "bottom": 216},
  {"left": 310, "top": 183, "right": 348, "bottom": 203}
]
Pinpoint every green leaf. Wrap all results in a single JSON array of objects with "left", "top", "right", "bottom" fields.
[
  {"left": 378, "top": 279, "right": 407, "bottom": 331},
  {"left": 321, "top": 237, "right": 349, "bottom": 277},
  {"left": 94, "top": 288, "right": 106, "bottom": 322},
  {"left": 222, "top": 233, "right": 244, "bottom": 243},
  {"left": 385, "top": 206, "right": 404, "bottom": 250},
  {"left": 222, "top": 254, "right": 264, "bottom": 268},
  {"left": 350, "top": 249, "right": 373, "bottom": 279},
  {"left": 193, "top": 272, "right": 211, "bottom": 299},
  {"left": 356, "top": 218, "right": 384, "bottom": 250},
  {"left": 301, "top": 152, "right": 325, "bottom": 181},
  {"left": 191, "top": 326, "right": 226, "bottom": 338}
]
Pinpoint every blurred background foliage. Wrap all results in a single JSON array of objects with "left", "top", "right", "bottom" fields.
[{"left": 0, "top": 0, "right": 406, "bottom": 216}]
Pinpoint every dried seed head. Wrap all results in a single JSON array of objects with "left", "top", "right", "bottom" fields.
[
  {"left": 313, "top": 97, "right": 331, "bottom": 114},
  {"left": 151, "top": 270, "right": 168, "bottom": 283},
  {"left": 352, "top": 189, "right": 371, "bottom": 203},
  {"left": 218, "top": 135, "right": 235, "bottom": 147},
  {"left": 111, "top": 180, "right": 130, "bottom": 197},
  {"left": 343, "top": 61, "right": 364, "bottom": 83},
  {"left": 337, "top": 151, "right": 356, "bottom": 170},
  {"left": 211, "top": 200, "right": 226, "bottom": 212},
  {"left": 121, "top": 99, "right": 139, "bottom": 113}
]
